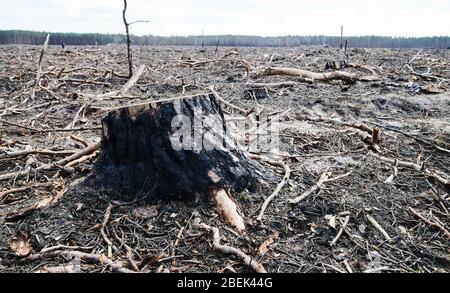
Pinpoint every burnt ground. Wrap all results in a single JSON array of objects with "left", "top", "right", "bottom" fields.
[{"left": 0, "top": 44, "right": 449, "bottom": 273}]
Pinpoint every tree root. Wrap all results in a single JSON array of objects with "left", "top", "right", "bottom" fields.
[
  {"left": 198, "top": 223, "right": 267, "bottom": 273},
  {"left": 212, "top": 189, "right": 246, "bottom": 233}
]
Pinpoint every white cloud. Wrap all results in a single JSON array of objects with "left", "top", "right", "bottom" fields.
[{"left": 0, "top": 0, "right": 448, "bottom": 36}]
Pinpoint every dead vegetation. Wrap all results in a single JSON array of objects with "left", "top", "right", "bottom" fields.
[{"left": 0, "top": 43, "right": 449, "bottom": 273}]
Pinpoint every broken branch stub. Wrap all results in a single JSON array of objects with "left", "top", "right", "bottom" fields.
[{"left": 86, "top": 94, "right": 261, "bottom": 231}]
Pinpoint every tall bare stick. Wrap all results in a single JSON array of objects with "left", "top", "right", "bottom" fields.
[
  {"left": 31, "top": 34, "right": 50, "bottom": 100},
  {"left": 122, "top": 0, "right": 133, "bottom": 78}
]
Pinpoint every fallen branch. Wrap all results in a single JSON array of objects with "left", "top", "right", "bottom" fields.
[
  {"left": 65, "top": 103, "right": 86, "bottom": 129},
  {"left": 64, "top": 152, "right": 97, "bottom": 168},
  {"left": 0, "top": 119, "right": 101, "bottom": 133},
  {"left": 408, "top": 207, "right": 450, "bottom": 240},
  {"left": 97, "top": 93, "right": 212, "bottom": 112},
  {"left": 289, "top": 171, "right": 330, "bottom": 204},
  {"left": 21, "top": 250, "right": 135, "bottom": 273},
  {"left": 0, "top": 182, "right": 52, "bottom": 201},
  {"left": 4, "top": 183, "right": 67, "bottom": 221},
  {"left": 198, "top": 223, "right": 267, "bottom": 273},
  {"left": 0, "top": 148, "right": 76, "bottom": 160},
  {"left": 249, "top": 82, "right": 298, "bottom": 89},
  {"left": 40, "top": 245, "right": 94, "bottom": 254},
  {"left": 0, "top": 142, "right": 100, "bottom": 181},
  {"left": 366, "top": 121, "right": 450, "bottom": 155},
  {"left": 262, "top": 66, "right": 357, "bottom": 84},
  {"left": 347, "top": 62, "right": 381, "bottom": 81},
  {"left": 54, "top": 141, "right": 101, "bottom": 167},
  {"left": 181, "top": 49, "right": 238, "bottom": 67},
  {"left": 363, "top": 266, "right": 390, "bottom": 273},
  {"left": 370, "top": 152, "right": 449, "bottom": 187}
]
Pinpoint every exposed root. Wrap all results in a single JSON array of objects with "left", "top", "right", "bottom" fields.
[
  {"left": 198, "top": 223, "right": 267, "bottom": 273},
  {"left": 212, "top": 189, "right": 246, "bottom": 233}
]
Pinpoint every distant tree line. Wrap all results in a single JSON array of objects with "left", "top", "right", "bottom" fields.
[
  {"left": 0, "top": 30, "right": 449, "bottom": 48},
  {"left": 0, "top": 30, "right": 123, "bottom": 46}
]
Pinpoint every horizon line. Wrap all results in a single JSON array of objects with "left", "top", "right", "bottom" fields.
[{"left": 1, "top": 29, "right": 448, "bottom": 39}]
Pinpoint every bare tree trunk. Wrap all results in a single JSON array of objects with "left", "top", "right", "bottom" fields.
[{"left": 122, "top": 0, "right": 133, "bottom": 78}]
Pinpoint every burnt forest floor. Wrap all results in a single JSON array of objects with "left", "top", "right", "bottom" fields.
[{"left": 0, "top": 44, "right": 449, "bottom": 273}]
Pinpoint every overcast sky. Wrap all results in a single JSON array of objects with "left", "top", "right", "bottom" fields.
[{"left": 1, "top": 0, "right": 449, "bottom": 37}]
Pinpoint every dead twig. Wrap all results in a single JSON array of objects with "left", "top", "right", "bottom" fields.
[
  {"left": 289, "top": 170, "right": 352, "bottom": 204},
  {"left": 330, "top": 215, "right": 350, "bottom": 246},
  {"left": 248, "top": 154, "right": 291, "bottom": 222},
  {"left": 210, "top": 87, "right": 247, "bottom": 114},
  {"left": 122, "top": 0, "right": 132, "bottom": 78},
  {"left": 365, "top": 213, "right": 393, "bottom": 242}
]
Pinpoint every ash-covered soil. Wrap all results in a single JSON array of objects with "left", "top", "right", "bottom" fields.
[{"left": 0, "top": 45, "right": 449, "bottom": 273}]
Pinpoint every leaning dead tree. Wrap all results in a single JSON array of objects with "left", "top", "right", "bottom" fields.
[{"left": 85, "top": 93, "right": 261, "bottom": 232}]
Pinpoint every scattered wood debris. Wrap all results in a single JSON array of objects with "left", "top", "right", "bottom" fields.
[{"left": 0, "top": 45, "right": 449, "bottom": 273}]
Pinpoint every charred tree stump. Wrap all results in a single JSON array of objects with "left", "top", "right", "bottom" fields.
[{"left": 87, "top": 93, "right": 260, "bottom": 232}]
